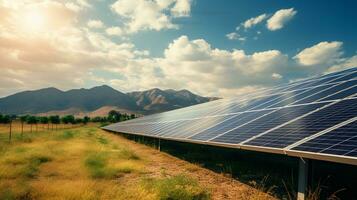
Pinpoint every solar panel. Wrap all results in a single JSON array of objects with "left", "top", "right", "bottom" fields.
[
  {"left": 212, "top": 102, "right": 328, "bottom": 144},
  {"left": 103, "top": 67, "right": 357, "bottom": 165},
  {"left": 190, "top": 110, "right": 272, "bottom": 141},
  {"left": 292, "top": 119, "right": 357, "bottom": 156},
  {"left": 293, "top": 80, "right": 357, "bottom": 105},
  {"left": 244, "top": 98, "right": 357, "bottom": 148}
]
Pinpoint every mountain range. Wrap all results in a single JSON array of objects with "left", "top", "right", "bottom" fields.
[{"left": 0, "top": 85, "right": 217, "bottom": 116}]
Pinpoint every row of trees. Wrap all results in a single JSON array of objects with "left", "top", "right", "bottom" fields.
[{"left": 0, "top": 110, "right": 137, "bottom": 142}]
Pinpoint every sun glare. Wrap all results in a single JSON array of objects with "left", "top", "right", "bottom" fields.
[{"left": 23, "top": 11, "right": 46, "bottom": 32}]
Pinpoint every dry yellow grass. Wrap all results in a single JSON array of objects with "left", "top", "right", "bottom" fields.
[{"left": 0, "top": 122, "right": 276, "bottom": 200}]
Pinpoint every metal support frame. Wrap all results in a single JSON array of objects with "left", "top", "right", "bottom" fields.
[
  {"left": 297, "top": 158, "right": 309, "bottom": 200},
  {"left": 158, "top": 138, "right": 161, "bottom": 151}
]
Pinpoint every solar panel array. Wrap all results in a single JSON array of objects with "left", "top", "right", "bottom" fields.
[{"left": 103, "top": 67, "right": 357, "bottom": 165}]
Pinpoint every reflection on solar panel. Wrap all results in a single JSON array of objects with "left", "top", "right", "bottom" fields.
[{"left": 103, "top": 67, "right": 357, "bottom": 166}]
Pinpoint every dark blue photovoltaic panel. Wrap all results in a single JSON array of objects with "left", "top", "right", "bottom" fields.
[
  {"left": 103, "top": 67, "right": 357, "bottom": 163},
  {"left": 212, "top": 102, "right": 327, "bottom": 144},
  {"left": 293, "top": 80, "right": 357, "bottom": 105},
  {"left": 293, "top": 120, "right": 357, "bottom": 156},
  {"left": 328, "top": 71, "right": 357, "bottom": 83},
  {"left": 319, "top": 85, "right": 357, "bottom": 101},
  {"left": 286, "top": 80, "right": 318, "bottom": 91},
  {"left": 266, "top": 84, "right": 333, "bottom": 108},
  {"left": 241, "top": 94, "right": 281, "bottom": 111},
  {"left": 246, "top": 98, "right": 357, "bottom": 148},
  {"left": 166, "top": 115, "right": 233, "bottom": 138},
  {"left": 190, "top": 110, "right": 272, "bottom": 141},
  {"left": 301, "top": 75, "right": 344, "bottom": 88}
]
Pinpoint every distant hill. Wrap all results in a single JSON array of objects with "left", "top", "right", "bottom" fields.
[
  {"left": 0, "top": 85, "right": 217, "bottom": 116},
  {"left": 127, "top": 88, "right": 217, "bottom": 114}
]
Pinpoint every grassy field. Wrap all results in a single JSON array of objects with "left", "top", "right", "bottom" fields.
[{"left": 0, "top": 123, "right": 275, "bottom": 200}]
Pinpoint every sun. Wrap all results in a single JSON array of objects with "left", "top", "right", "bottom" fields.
[{"left": 23, "top": 11, "right": 47, "bottom": 32}]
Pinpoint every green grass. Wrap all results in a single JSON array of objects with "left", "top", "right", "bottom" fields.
[
  {"left": 118, "top": 148, "right": 140, "bottom": 160},
  {"left": 56, "top": 130, "right": 75, "bottom": 140},
  {"left": 143, "top": 175, "right": 210, "bottom": 200},
  {"left": 97, "top": 136, "right": 108, "bottom": 144},
  {"left": 84, "top": 152, "right": 119, "bottom": 179}
]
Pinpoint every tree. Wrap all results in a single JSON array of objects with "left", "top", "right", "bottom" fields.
[
  {"left": 75, "top": 118, "right": 83, "bottom": 124},
  {"left": 27, "top": 116, "right": 38, "bottom": 133},
  {"left": 39, "top": 116, "right": 49, "bottom": 130},
  {"left": 108, "top": 110, "right": 121, "bottom": 123},
  {"left": 130, "top": 114, "right": 136, "bottom": 120},
  {"left": 0, "top": 114, "right": 3, "bottom": 123},
  {"left": 2, "top": 115, "right": 12, "bottom": 142},
  {"left": 83, "top": 116, "right": 90, "bottom": 125},
  {"left": 49, "top": 116, "right": 60, "bottom": 130},
  {"left": 61, "top": 115, "right": 75, "bottom": 128},
  {"left": 19, "top": 115, "right": 28, "bottom": 137}
]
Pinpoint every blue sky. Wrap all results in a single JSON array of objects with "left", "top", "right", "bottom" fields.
[
  {"left": 0, "top": 0, "right": 356, "bottom": 97},
  {"left": 86, "top": 0, "right": 357, "bottom": 57}
]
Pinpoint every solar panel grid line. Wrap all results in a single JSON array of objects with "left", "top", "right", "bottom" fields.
[
  {"left": 322, "top": 85, "right": 357, "bottom": 101},
  {"left": 238, "top": 101, "right": 337, "bottom": 146},
  {"left": 212, "top": 103, "right": 329, "bottom": 144},
  {"left": 284, "top": 116, "right": 357, "bottom": 151},
  {"left": 294, "top": 75, "right": 343, "bottom": 90},
  {"left": 323, "top": 135, "right": 357, "bottom": 156},
  {"left": 317, "top": 84, "right": 357, "bottom": 102},
  {"left": 155, "top": 121, "right": 193, "bottom": 137},
  {"left": 327, "top": 71, "right": 357, "bottom": 83},
  {"left": 277, "top": 71, "right": 356, "bottom": 95},
  {"left": 293, "top": 81, "right": 348, "bottom": 104},
  {"left": 292, "top": 80, "right": 357, "bottom": 105},
  {"left": 263, "top": 89, "right": 314, "bottom": 109},
  {"left": 272, "top": 84, "right": 337, "bottom": 108},
  {"left": 207, "top": 109, "right": 278, "bottom": 141},
  {"left": 317, "top": 85, "right": 357, "bottom": 101},
  {"left": 190, "top": 110, "right": 273, "bottom": 141},
  {"left": 184, "top": 114, "right": 239, "bottom": 139},
  {"left": 245, "top": 98, "right": 357, "bottom": 148},
  {"left": 161, "top": 120, "right": 207, "bottom": 138},
  {"left": 345, "top": 147, "right": 357, "bottom": 156},
  {"left": 169, "top": 117, "right": 227, "bottom": 138},
  {"left": 290, "top": 119, "right": 357, "bottom": 156}
]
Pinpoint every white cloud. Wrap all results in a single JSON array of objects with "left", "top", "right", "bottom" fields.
[
  {"left": 272, "top": 73, "right": 282, "bottom": 79},
  {"left": 0, "top": 1, "right": 355, "bottom": 98},
  {"left": 267, "top": 8, "right": 297, "bottom": 31},
  {"left": 294, "top": 41, "right": 343, "bottom": 66},
  {"left": 226, "top": 32, "right": 246, "bottom": 41},
  {"left": 157, "top": 35, "right": 289, "bottom": 96},
  {"left": 87, "top": 19, "right": 104, "bottom": 29},
  {"left": 170, "top": 0, "right": 191, "bottom": 17},
  {"left": 106, "top": 26, "right": 123, "bottom": 36},
  {"left": 110, "top": 0, "right": 192, "bottom": 33},
  {"left": 325, "top": 55, "right": 357, "bottom": 73},
  {"left": 226, "top": 32, "right": 238, "bottom": 40},
  {"left": 243, "top": 13, "right": 268, "bottom": 29}
]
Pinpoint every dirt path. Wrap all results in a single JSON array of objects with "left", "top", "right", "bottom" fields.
[{"left": 105, "top": 130, "right": 276, "bottom": 200}]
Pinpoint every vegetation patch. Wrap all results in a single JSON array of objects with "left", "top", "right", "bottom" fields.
[
  {"left": 143, "top": 174, "right": 210, "bottom": 200},
  {"left": 24, "top": 155, "right": 52, "bottom": 178},
  {"left": 97, "top": 136, "right": 108, "bottom": 144},
  {"left": 84, "top": 152, "right": 118, "bottom": 179},
  {"left": 56, "top": 130, "right": 75, "bottom": 140},
  {"left": 0, "top": 183, "right": 32, "bottom": 200},
  {"left": 118, "top": 148, "right": 140, "bottom": 160}
]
